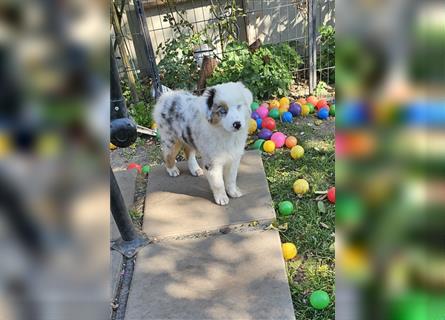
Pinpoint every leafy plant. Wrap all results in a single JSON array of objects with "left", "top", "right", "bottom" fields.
[
  {"left": 207, "top": 41, "right": 303, "bottom": 99},
  {"left": 314, "top": 81, "right": 328, "bottom": 97},
  {"left": 318, "top": 25, "right": 335, "bottom": 84},
  {"left": 121, "top": 80, "right": 154, "bottom": 127}
]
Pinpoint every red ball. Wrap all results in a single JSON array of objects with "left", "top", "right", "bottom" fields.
[
  {"left": 320, "top": 105, "right": 330, "bottom": 112},
  {"left": 262, "top": 117, "right": 276, "bottom": 131},
  {"left": 307, "top": 95, "right": 318, "bottom": 106},
  {"left": 127, "top": 163, "right": 142, "bottom": 173},
  {"left": 327, "top": 187, "right": 335, "bottom": 203},
  {"left": 316, "top": 99, "right": 328, "bottom": 110}
]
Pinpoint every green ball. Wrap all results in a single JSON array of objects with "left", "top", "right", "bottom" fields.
[
  {"left": 329, "top": 104, "right": 335, "bottom": 116},
  {"left": 269, "top": 108, "right": 280, "bottom": 119},
  {"left": 336, "top": 195, "right": 364, "bottom": 224},
  {"left": 310, "top": 290, "right": 330, "bottom": 310},
  {"left": 252, "top": 139, "right": 265, "bottom": 150},
  {"left": 251, "top": 102, "right": 260, "bottom": 111},
  {"left": 278, "top": 201, "right": 294, "bottom": 216},
  {"left": 307, "top": 103, "right": 315, "bottom": 113},
  {"left": 142, "top": 165, "right": 151, "bottom": 174}
]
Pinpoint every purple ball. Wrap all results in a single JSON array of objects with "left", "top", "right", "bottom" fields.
[
  {"left": 258, "top": 128, "right": 273, "bottom": 140},
  {"left": 289, "top": 102, "right": 301, "bottom": 116},
  {"left": 317, "top": 108, "right": 329, "bottom": 120},
  {"left": 256, "top": 118, "right": 263, "bottom": 130},
  {"left": 251, "top": 111, "right": 261, "bottom": 121}
]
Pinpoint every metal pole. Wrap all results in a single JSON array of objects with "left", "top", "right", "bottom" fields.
[
  {"left": 308, "top": 0, "right": 317, "bottom": 93},
  {"left": 110, "top": 167, "right": 139, "bottom": 241},
  {"left": 134, "top": 0, "right": 162, "bottom": 99}
]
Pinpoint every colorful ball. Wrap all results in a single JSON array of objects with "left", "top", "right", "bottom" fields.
[
  {"left": 251, "top": 111, "right": 261, "bottom": 120},
  {"left": 329, "top": 104, "right": 336, "bottom": 116},
  {"left": 256, "top": 118, "right": 263, "bottom": 129},
  {"left": 285, "top": 136, "right": 298, "bottom": 148},
  {"left": 258, "top": 128, "right": 273, "bottom": 140},
  {"left": 279, "top": 97, "right": 290, "bottom": 107},
  {"left": 281, "top": 111, "right": 293, "bottom": 123},
  {"left": 263, "top": 140, "right": 276, "bottom": 153},
  {"left": 262, "top": 117, "right": 276, "bottom": 131},
  {"left": 127, "top": 163, "right": 142, "bottom": 173},
  {"left": 317, "top": 108, "right": 329, "bottom": 120},
  {"left": 270, "top": 132, "right": 286, "bottom": 148},
  {"left": 109, "top": 143, "right": 117, "bottom": 150},
  {"left": 278, "top": 201, "right": 294, "bottom": 216},
  {"left": 307, "top": 95, "right": 318, "bottom": 106},
  {"left": 252, "top": 139, "right": 265, "bottom": 150},
  {"left": 279, "top": 106, "right": 288, "bottom": 115},
  {"left": 320, "top": 105, "right": 330, "bottom": 112},
  {"left": 327, "top": 187, "right": 335, "bottom": 203},
  {"left": 151, "top": 122, "right": 157, "bottom": 130},
  {"left": 260, "top": 102, "right": 269, "bottom": 109},
  {"left": 269, "top": 100, "right": 280, "bottom": 109},
  {"left": 301, "top": 104, "right": 310, "bottom": 116},
  {"left": 307, "top": 103, "right": 315, "bottom": 114},
  {"left": 251, "top": 102, "right": 260, "bottom": 111},
  {"left": 256, "top": 106, "right": 269, "bottom": 119},
  {"left": 316, "top": 99, "right": 328, "bottom": 110},
  {"left": 282, "top": 243, "right": 297, "bottom": 260},
  {"left": 142, "top": 165, "right": 151, "bottom": 174},
  {"left": 309, "top": 290, "right": 330, "bottom": 310},
  {"left": 269, "top": 108, "right": 280, "bottom": 119},
  {"left": 248, "top": 118, "right": 258, "bottom": 134},
  {"left": 289, "top": 102, "right": 302, "bottom": 116},
  {"left": 293, "top": 179, "right": 309, "bottom": 194},
  {"left": 290, "top": 145, "right": 304, "bottom": 159},
  {"left": 297, "top": 98, "right": 307, "bottom": 105}
]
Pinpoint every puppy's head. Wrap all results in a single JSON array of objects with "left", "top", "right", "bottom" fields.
[{"left": 204, "top": 82, "right": 253, "bottom": 133}]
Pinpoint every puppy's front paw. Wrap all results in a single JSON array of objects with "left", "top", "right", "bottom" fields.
[
  {"left": 214, "top": 193, "right": 229, "bottom": 206},
  {"left": 227, "top": 187, "right": 243, "bottom": 198},
  {"left": 190, "top": 167, "right": 204, "bottom": 177},
  {"left": 166, "top": 166, "right": 180, "bottom": 177}
]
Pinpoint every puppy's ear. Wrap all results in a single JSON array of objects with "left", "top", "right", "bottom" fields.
[
  {"left": 237, "top": 82, "right": 253, "bottom": 108},
  {"left": 203, "top": 88, "right": 220, "bottom": 124}
]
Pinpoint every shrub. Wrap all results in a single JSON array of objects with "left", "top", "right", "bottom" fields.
[
  {"left": 319, "top": 25, "right": 335, "bottom": 84},
  {"left": 207, "top": 41, "right": 303, "bottom": 100}
]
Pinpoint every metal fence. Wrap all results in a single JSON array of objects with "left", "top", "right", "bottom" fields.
[{"left": 112, "top": 0, "right": 335, "bottom": 99}]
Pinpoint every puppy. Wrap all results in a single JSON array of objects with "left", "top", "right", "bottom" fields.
[{"left": 153, "top": 82, "right": 253, "bottom": 205}]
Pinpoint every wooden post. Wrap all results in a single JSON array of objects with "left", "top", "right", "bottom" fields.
[
  {"left": 308, "top": 0, "right": 317, "bottom": 93},
  {"left": 134, "top": 0, "right": 162, "bottom": 99}
]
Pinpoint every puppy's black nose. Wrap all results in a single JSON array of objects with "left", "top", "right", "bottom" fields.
[{"left": 233, "top": 121, "right": 241, "bottom": 130}]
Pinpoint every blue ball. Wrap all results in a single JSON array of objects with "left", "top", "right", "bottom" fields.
[
  {"left": 289, "top": 102, "right": 301, "bottom": 116},
  {"left": 281, "top": 111, "right": 293, "bottom": 123},
  {"left": 251, "top": 111, "right": 261, "bottom": 121},
  {"left": 258, "top": 128, "right": 273, "bottom": 140},
  {"left": 318, "top": 108, "right": 329, "bottom": 120},
  {"left": 256, "top": 118, "right": 263, "bottom": 129}
]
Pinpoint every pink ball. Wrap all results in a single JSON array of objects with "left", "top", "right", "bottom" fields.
[
  {"left": 270, "top": 132, "right": 286, "bottom": 148},
  {"left": 256, "top": 106, "right": 269, "bottom": 119},
  {"left": 260, "top": 102, "right": 269, "bottom": 109}
]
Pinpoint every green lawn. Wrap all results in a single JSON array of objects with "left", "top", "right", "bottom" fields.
[{"left": 259, "top": 116, "right": 335, "bottom": 319}]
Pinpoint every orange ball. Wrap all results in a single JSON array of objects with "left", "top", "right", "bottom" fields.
[
  {"left": 285, "top": 136, "right": 298, "bottom": 148},
  {"left": 307, "top": 95, "right": 318, "bottom": 106},
  {"left": 316, "top": 99, "right": 328, "bottom": 110},
  {"left": 297, "top": 98, "right": 307, "bottom": 105}
]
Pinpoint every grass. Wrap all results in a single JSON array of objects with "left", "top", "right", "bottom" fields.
[{"left": 260, "top": 117, "right": 335, "bottom": 319}]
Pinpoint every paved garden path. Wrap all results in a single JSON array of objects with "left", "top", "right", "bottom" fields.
[{"left": 113, "top": 151, "right": 295, "bottom": 320}]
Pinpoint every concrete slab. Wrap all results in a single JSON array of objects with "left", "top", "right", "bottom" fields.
[
  {"left": 111, "top": 169, "right": 138, "bottom": 241},
  {"left": 111, "top": 250, "right": 123, "bottom": 297},
  {"left": 143, "top": 151, "right": 276, "bottom": 238},
  {"left": 125, "top": 230, "right": 295, "bottom": 320}
]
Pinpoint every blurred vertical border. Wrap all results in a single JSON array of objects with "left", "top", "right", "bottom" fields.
[
  {"left": 0, "top": 0, "right": 109, "bottom": 319},
  {"left": 336, "top": 0, "right": 445, "bottom": 319}
]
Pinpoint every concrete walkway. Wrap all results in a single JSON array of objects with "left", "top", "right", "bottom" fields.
[{"left": 123, "top": 151, "right": 295, "bottom": 320}]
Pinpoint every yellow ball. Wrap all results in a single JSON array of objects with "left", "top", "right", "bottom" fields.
[
  {"left": 248, "top": 118, "right": 258, "bottom": 134},
  {"left": 293, "top": 179, "right": 309, "bottom": 194},
  {"left": 290, "top": 145, "right": 304, "bottom": 159},
  {"left": 109, "top": 143, "right": 117, "bottom": 150},
  {"left": 301, "top": 104, "right": 310, "bottom": 116},
  {"left": 282, "top": 243, "right": 297, "bottom": 260},
  {"left": 279, "top": 106, "right": 288, "bottom": 115},
  {"left": 151, "top": 122, "right": 157, "bottom": 130},
  {"left": 279, "top": 97, "right": 290, "bottom": 107},
  {"left": 269, "top": 100, "right": 280, "bottom": 109},
  {"left": 263, "top": 140, "right": 276, "bottom": 154}
]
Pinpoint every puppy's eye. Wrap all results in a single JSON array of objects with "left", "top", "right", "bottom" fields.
[
  {"left": 217, "top": 106, "right": 227, "bottom": 114},
  {"left": 237, "top": 105, "right": 241, "bottom": 110}
]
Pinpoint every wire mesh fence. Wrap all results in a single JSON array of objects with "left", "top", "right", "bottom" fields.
[{"left": 112, "top": 0, "right": 335, "bottom": 101}]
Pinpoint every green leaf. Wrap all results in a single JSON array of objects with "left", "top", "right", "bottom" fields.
[{"left": 317, "top": 201, "right": 327, "bottom": 213}]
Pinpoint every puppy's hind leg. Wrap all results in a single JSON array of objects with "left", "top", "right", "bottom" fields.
[
  {"left": 184, "top": 145, "right": 203, "bottom": 177},
  {"left": 162, "top": 139, "right": 182, "bottom": 177},
  {"left": 207, "top": 164, "right": 229, "bottom": 205},
  {"left": 224, "top": 157, "right": 243, "bottom": 198}
]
